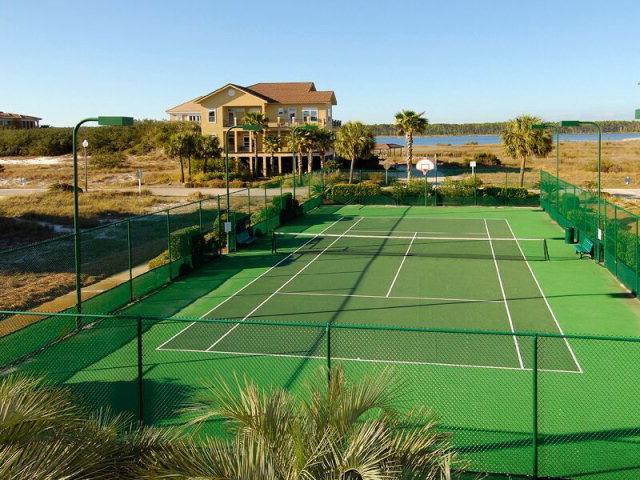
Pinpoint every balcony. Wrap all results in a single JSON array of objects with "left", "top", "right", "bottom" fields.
[{"left": 224, "top": 116, "right": 342, "bottom": 130}]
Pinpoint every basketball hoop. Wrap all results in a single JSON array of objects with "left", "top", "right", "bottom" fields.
[{"left": 416, "top": 158, "right": 435, "bottom": 175}]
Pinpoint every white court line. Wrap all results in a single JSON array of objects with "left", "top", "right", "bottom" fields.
[
  {"left": 386, "top": 232, "right": 417, "bottom": 297},
  {"left": 155, "top": 216, "right": 346, "bottom": 351},
  {"left": 484, "top": 219, "right": 525, "bottom": 370},
  {"left": 277, "top": 291, "right": 501, "bottom": 303},
  {"left": 504, "top": 219, "right": 583, "bottom": 373},
  {"left": 204, "top": 217, "right": 365, "bottom": 352},
  {"left": 351, "top": 229, "right": 487, "bottom": 235},
  {"left": 158, "top": 347, "right": 581, "bottom": 374}
]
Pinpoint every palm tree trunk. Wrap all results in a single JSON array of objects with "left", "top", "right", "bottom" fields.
[
  {"left": 320, "top": 150, "right": 325, "bottom": 170},
  {"left": 349, "top": 156, "right": 355, "bottom": 184},
  {"left": 298, "top": 153, "right": 303, "bottom": 176},
  {"left": 307, "top": 151, "right": 313, "bottom": 173},
  {"left": 262, "top": 155, "right": 267, "bottom": 177},
  {"left": 519, "top": 155, "right": 527, "bottom": 187},
  {"left": 406, "top": 133, "right": 413, "bottom": 181},
  {"left": 187, "top": 156, "right": 192, "bottom": 181},
  {"left": 179, "top": 156, "right": 185, "bottom": 183},
  {"left": 203, "top": 156, "right": 208, "bottom": 174},
  {"left": 278, "top": 155, "right": 282, "bottom": 174}
]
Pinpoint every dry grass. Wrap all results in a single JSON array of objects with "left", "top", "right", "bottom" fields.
[
  {"left": 395, "top": 140, "right": 640, "bottom": 189},
  {"left": 0, "top": 190, "right": 171, "bottom": 227}
]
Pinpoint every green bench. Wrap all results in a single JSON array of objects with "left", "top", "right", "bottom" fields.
[{"left": 574, "top": 237, "right": 594, "bottom": 258}]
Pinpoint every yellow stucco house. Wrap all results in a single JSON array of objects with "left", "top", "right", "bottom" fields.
[{"left": 166, "top": 82, "right": 338, "bottom": 174}]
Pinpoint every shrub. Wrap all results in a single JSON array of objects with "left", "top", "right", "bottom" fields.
[
  {"left": 323, "top": 158, "right": 342, "bottom": 170},
  {"left": 90, "top": 151, "right": 126, "bottom": 169},
  {"left": 49, "top": 182, "right": 77, "bottom": 192},
  {"left": 482, "top": 186, "right": 530, "bottom": 199},
  {"left": 186, "top": 191, "right": 206, "bottom": 201},
  {"left": 586, "top": 158, "right": 620, "bottom": 173},
  {"left": 365, "top": 172, "right": 386, "bottom": 184},
  {"left": 331, "top": 182, "right": 382, "bottom": 200},
  {"left": 437, "top": 177, "right": 481, "bottom": 198},
  {"left": 464, "top": 152, "right": 501, "bottom": 167}
]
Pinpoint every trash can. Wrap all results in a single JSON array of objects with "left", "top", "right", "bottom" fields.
[{"left": 564, "top": 226, "right": 575, "bottom": 244}]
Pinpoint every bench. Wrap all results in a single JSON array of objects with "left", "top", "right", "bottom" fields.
[
  {"left": 236, "top": 230, "right": 257, "bottom": 247},
  {"left": 574, "top": 237, "right": 594, "bottom": 258}
]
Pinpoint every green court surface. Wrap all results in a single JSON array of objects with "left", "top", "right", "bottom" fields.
[{"left": 12, "top": 205, "right": 640, "bottom": 479}]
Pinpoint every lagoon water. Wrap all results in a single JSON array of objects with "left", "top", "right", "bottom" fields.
[{"left": 376, "top": 133, "right": 640, "bottom": 146}]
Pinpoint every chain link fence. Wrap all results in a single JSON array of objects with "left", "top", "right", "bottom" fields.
[
  {"left": 0, "top": 311, "right": 638, "bottom": 479},
  {"left": 541, "top": 170, "right": 640, "bottom": 294}
]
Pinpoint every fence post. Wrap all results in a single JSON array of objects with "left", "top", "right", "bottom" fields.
[
  {"left": 127, "top": 220, "right": 133, "bottom": 302},
  {"left": 166, "top": 211, "right": 172, "bottom": 281},
  {"left": 326, "top": 322, "right": 332, "bottom": 384},
  {"left": 614, "top": 205, "right": 618, "bottom": 276},
  {"left": 532, "top": 334, "right": 539, "bottom": 479},
  {"left": 217, "top": 195, "right": 222, "bottom": 256},
  {"left": 636, "top": 217, "right": 638, "bottom": 297},
  {"left": 247, "top": 188, "right": 251, "bottom": 217},
  {"left": 198, "top": 200, "right": 203, "bottom": 234},
  {"left": 137, "top": 316, "right": 144, "bottom": 425},
  {"left": 308, "top": 172, "right": 312, "bottom": 200}
]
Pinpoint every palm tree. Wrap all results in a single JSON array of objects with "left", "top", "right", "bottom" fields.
[
  {"left": 395, "top": 110, "right": 428, "bottom": 180},
  {"left": 313, "top": 129, "right": 335, "bottom": 170},
  {"left": 301, "top": 129, "right": 317, "bottom": 173},
  {"left": 243, "top": 112, "right": 269, "bottom": 177},
  {"left": 334, "top": 121, "right": 376, "bottom": 183},
  {"left": 166, "top": 131, "right": 198, "bottom": 183},
  {"left": 288, "top": 133, "right": 306, "bottom": 176},
  {"left": 196, "top": 134, "right": 222, "bottom": 174},
  {"left": 263, "top": 133, "right": 282, "bottom": 175},
  {"left": 502, "top": 115, "right": 553, "bottom": 186},
  {"left": 0, "top": 374, "right": 179, "bottom": 480},
  {"left": 141, "top": 366, "right": 459, "bottom": 479}
]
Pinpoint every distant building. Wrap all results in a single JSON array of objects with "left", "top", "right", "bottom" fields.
[
  {"left": 0, "top": 112, "right": 41, "bottom": 129},
  {"left": 166, "top": 82, "right": 339, "bottom": 174}
]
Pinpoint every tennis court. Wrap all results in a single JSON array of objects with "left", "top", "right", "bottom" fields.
[{"left": 157, "top": 214, "right": 580, "bottom": 374}]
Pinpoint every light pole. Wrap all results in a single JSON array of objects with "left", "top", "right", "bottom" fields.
[
  {"left": 224, "top": 124, "right": 262, "bottom": 250},
  {"left": 531, "top": 123, "right": 561, "bottom": 208},
  {"left": 72, "top": 117, "right": 133, "bottom": 318},
  {"left": 560, "top": 120, "right": 602, "bottom": 260},
  {"left": 82, "top": 139, "right": 89, "bottom": 192},
  {"left": 291, "top": 125, "right": 318, "bottom": 200}
]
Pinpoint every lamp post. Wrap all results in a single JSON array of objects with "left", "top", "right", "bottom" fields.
[
  {"left": 291, "top": 125, "right": 318, "bottom": 200},
  {"left": 531, "top": 123, "right": 561, "bottom": 208},
  {"left": 560, "top": 120, "right": 602, "bottom": 260},
  {"left": 72, "top": 117, "right": 133, "bottom": 318},
  {"left": 224, "top": 124, "right": 262, "bottom": 251},
  {"left": 82, "top": 139, "right": 89, "bottom": 192}
]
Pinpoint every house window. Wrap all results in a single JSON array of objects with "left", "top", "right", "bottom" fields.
[
  {"left": 187, "top": 114, "right": 200, "bottom": 122},
  {"left": 176, "top": 114, "right": 183, "bottom": 121},
  {"left": 243, "top": 134, "right": 250, "bottom": 150},
  {"left": 277, "top": 107, "right": 285, "bottom": 117},
  {"left": 302, "top": 107, "right": 318, "bottom": 122},
  {"left": 208, "top": 109, "right": 216, "bottom": 123},
  {"left": 288, "top": 107, "right": 297, "bottom": 120}
]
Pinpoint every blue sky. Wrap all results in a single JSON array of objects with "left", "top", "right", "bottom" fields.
[{"left": 2, "top": 0, "right": 639, "bottom": 126}]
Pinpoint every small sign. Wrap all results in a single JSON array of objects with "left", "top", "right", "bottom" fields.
[
  {"left": 137, "top": 169, "right": 143, "bottom": 179},
  {"left": 416, "top": 158, "right": 435, "bottom": 175},
  {"left": 19, "top": 178, "right": 27, "bottom": 186},
  {"left": 625, "top": 176, "right": 632, "bottom": 185},
  {"left": 470, "top": 161, "right": 477, "bottom": 168},
  {"left": 224, "top": 222, "right": 232, "bottom": 233}
]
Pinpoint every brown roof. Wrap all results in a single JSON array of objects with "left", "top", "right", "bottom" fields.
[
  {"left": 246, "top": 82, "right": 336, "bottom": 105},
  {"left": 0, "top": 111, "right": 41, "bottom": 120},
  {"left": 375, "top": 143, "right": 404, "bottom": 149}
]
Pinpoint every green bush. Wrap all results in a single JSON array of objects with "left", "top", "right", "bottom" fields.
[
  {"left": 272, "top": 192, "right": 293, "bottom": 210},
  {"left": 390, "top": 179, "right": 433, "bottom": 200},
  {"left": 331, "top": 182, "right": 382, "bottom": 199},
  {"left": 482, "top": 186, "right": 530, "bottom": 199},
  {"left": 437, "top": 177, "right": 480, "bottom": 198},
  {"left": 90, "top": 152, "right": 126, "bottom": 169},
  {"left": 463, "top": 152, "right": 501, "bottom": 167},
  {"left": 49, "top": 182, "right": 77, "bottom": 192}
]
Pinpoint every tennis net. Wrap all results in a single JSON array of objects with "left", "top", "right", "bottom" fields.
[{"left": 272, "top": 231, "right": 549, "bottom": 261}]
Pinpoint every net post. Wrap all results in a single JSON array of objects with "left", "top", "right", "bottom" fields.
[
  {"left": 326, "top": 321, "right": 332, "bottom": 384},
  {"left": 532, "top": 334, "right": 539, "bottom": 479},
  {"left": 543, "top": 239, "right": 549, "bottom": 261},
  {"left": 166, "top": 211, "right": 172, "bottom": 281},
  {"left": 137, "top": 316, "right": 144, "bottom": 425},
  {"left": 127, "top": 219, "right": 133, "bottom": 302},
  {"left": 271, "top": 231, "right": 276, "bottom": 254}
]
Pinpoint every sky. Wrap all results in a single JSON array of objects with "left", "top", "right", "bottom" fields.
[{"left": 2, "top": 0, "right": 639, "bottom": 127}]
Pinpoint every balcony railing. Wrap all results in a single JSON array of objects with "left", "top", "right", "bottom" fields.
[{"left": 224, "top": 117, "right": 342, "bottom": 129}]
